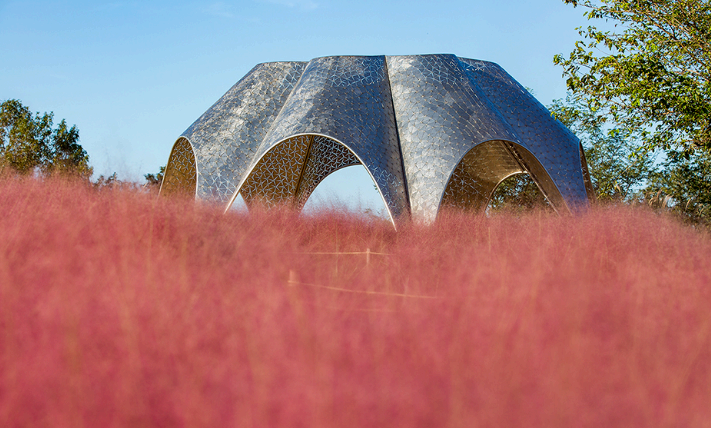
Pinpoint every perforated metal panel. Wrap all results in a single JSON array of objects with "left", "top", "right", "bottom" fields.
[
  {"left": 440, "top": 141, "right": 525, "bottom": 211},
  {"left": 239, "top": 56, "right": 409, "bottom": 225},
  {"left": 160, "top": 137, "right": 196, "bottom": 198},
  {"left": 163, "top": 54, "right": 593, "bottom": 226},
  {"left": 294, "top": 136, "right": 362, "bottom": 209},
  {"left": 458, "top": 58, "right": 589, "bottom": 212},
  {"left": 163, "top": 62, "right": 307, "bottom": 202}
]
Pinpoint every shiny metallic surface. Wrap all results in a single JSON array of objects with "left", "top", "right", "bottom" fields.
[
  {"left": 234, "top": 56, "right": 409, "bottom": 225},
  {"left": 387, "top": 54, "right": 521, "bottom": 221},
  {"left": 163, "top": 54, "right": 592, "bottom": 226},
  {"left": 458, "top": 58, "right": 590, "bottom": 213},
  {"left": 160, "top": 137, "right": 196, "bottom": 198},
  {"left": 440, "top": 140, "right": 525, "bottom": 212},
  {"left": 294, "top": 136, "right": 362, "bottom": 210},
  {"left": 238, "top": 134, "right": 363, "bottom": 210},
  {"left": 162, "top": 61, "right": 307, "bottom": 202},
  {"left": 238, "top": 134, "right": 312, "bottom": 207}
]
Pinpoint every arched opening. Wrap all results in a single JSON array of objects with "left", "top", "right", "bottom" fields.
[
  {"left": 237, "top": 134, "right": 361, "bottom": 208},
  {"left": 301, "top": 165, "right": 389, "bottom": 219},
  {"left": 440, "top": 140, "right": 568, "bottom": 215},
  {"left": 231, "top": 134, "right": 393, "bottom": 222},
  {"left": 227, "top": 193, "right": 248, "bottom": 212},
  {"left": 160, "top": 137, "right": 197, "bottom": 198},
  {"left": 487, "top": 173, "right": 552, "bottom": 213}
]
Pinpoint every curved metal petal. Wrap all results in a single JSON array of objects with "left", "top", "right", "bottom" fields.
[{"left": 165, "top": 54, "right": 593, "bottom": 227}]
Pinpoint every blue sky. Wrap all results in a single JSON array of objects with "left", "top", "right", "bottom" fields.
[{"left": 1, "top": 0, "right": 590, "bottom": 213}]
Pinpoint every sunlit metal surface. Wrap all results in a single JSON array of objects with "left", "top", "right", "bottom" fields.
[
  {"left": 162, "top": 54, "right": 592, "bottom": 226},
  {"left": 167, "top": 62, "right": 307, "bottom": 202},
  {"left": 440, "top": 141, "right": 525, "bottom": 212},
  {"left": 293, "top": 136, "right": 362, "bottom": 210},
  {"left": 459, "top": 57, "right": 590, "bottom": 213},
  {"left": 160, "top": 137, "right": 196, "bottom": 198}
]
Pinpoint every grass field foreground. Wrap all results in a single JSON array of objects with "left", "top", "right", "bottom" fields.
[{"left": 0, "top": 177, "right": 710, "bottom": 427}]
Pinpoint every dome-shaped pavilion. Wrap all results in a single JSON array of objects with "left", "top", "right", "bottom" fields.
[{"left": 161, "top": 54, "right": 594, "bottom": 226}]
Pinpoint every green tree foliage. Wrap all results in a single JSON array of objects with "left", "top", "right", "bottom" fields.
[
  {"left": 0, "top": 99, "right": 91, "bottom": 176},
  {"left": 488, "top": 174, "right": 551, "bottom": 213},
  {"left": 92, "top": 172, "right": 120, "bottom": 190},
  {"left": 548, "top": 95, "right": 653, "bottom": 201},
  {"left": 647, "top": 149, "right": 711, "bottom": 222},
  {"left": 554, "top": 0, "right": 711, "bottom": 154},
  {"left": 144, "top": 166, "right": 165, "bottom": 192}
]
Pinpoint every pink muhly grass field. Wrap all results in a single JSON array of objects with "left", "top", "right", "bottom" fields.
[{"left": 0, "top": 177, "right": 710, "bottom": 428}]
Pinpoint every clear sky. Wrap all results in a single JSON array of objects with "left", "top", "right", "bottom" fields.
[{"left": 0, "top": 0, "right": 590, "bottom": 213}]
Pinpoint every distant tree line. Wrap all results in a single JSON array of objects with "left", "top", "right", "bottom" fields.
[
  {"left": 0, "top": 99, "right": 164, "bottom": 192},
  {"left": 0, "top": 99, "right": 91, "bottom": 177}
]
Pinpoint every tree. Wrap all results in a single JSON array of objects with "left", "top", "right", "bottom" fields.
[
  {"left": 647, "top": 149, "right": 711, "bottom": 222},
  {"left": 0, "top": 99, "right": 91, "bottom": 176},
  {"left": 548, "top": 95, "right": 653, "bottom": 201},
  {"left": 554, "top": 0, "right": 711, "bottom": 154},
  {"left": 488, "top": 174, "right": 551, "bottom": 213},
  {"left": 144, "top": 166, "right": 165, "bottom": 192}
]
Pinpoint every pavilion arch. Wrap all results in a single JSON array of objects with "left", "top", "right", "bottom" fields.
[
  {"left": 300, "top": 164, "right": 391, "bottom": 216},
  {"left": 226, "top": 134, "right": 400, "bottom": 227},
  {"left": 162, "top": 54, "right": 594, "bottom": 226},
  {"left": 440, "top": 140, "right": 570, "bottom": 215},
  {"left": 160, "top": 137, "right": 197, "bottom": 198}
]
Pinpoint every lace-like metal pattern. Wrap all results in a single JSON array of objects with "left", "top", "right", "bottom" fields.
[
  {"left": 239, "top": 135, "right": 311, "bottom": 206},
  {"left": 441, "top": 141, "right": 524, "bottom": 211},
  {"left": 166, "top": 54, "right": 593, "bottom": 226},
  {"left": 181, "top": 62, "right": 307, "bottom": 202},
  {"left": 238, "top": 134, "right": 362, "bottom": 209},
  {"left": 294, "top": 136, "right": 361, "bottom": 209},
  {"left": 248, "top": 56, "right": 409, "bottom": 225},
  {"left": 160, "top": 137, "right": 196, "bottom": 198},
  {"left": 386, "top": 54, "right": 520, "bottom": 222},
  {"left": 458, "top": 58, "right": 589, "bottom": 212}
]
